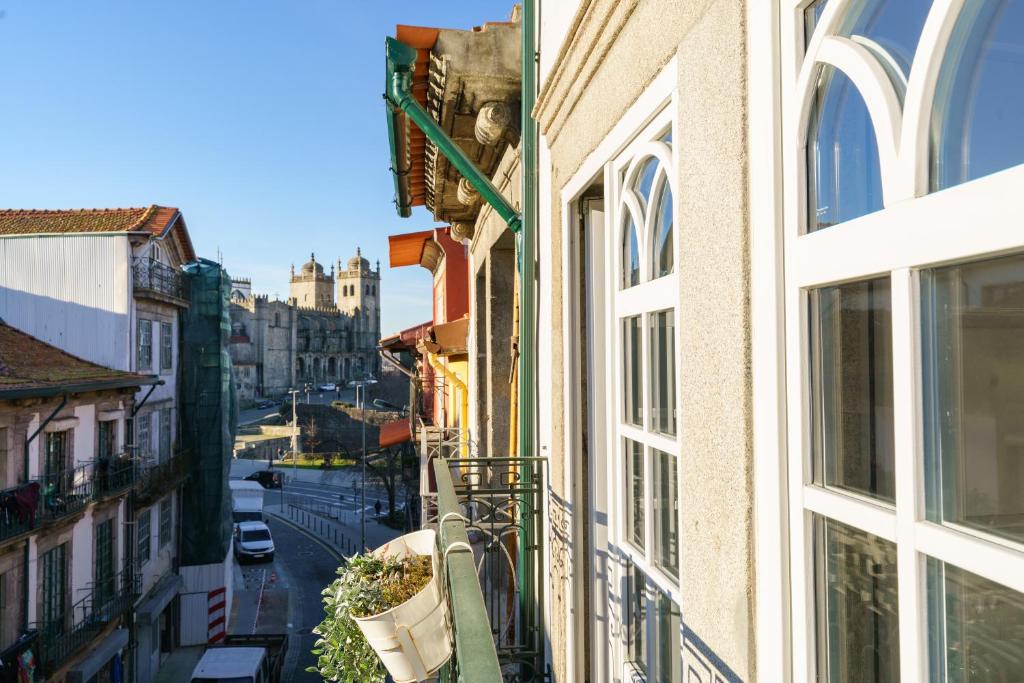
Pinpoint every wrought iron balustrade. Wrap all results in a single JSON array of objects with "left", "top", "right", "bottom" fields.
[
  {"left": 93, "top": 455, "right": 135, "bottom": 499},
  {"left": 136, "top": 452, "right": 189, "bottom": 506},
  {"left": 38, "top": 464, "right": 93, "bottom": 524},
  {"left": 132, "top": 257, "right": 188, "bottom": 301},
  {"left": 0, "top": 482, "right": 42, "bottom": 545},
  {"left": 431, "top": 456, "right": 547, "bottom": 683},
  {"left": 34, "top": 568, "right": 138, "bottom": 675}
]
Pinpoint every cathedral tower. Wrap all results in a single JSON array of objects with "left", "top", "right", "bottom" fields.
[
  {"left": 289, "top": 253, "right": 334, "bottom": 308},
  {"left": 337, "top": 247, "right": 381, "bottom": 348}
]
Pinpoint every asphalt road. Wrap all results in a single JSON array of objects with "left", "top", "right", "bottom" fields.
[{"left": 264, "top": 516, "right": 341, "bottom": 683}]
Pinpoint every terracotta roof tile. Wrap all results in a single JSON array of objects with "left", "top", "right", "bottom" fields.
[
  {"left": 0, "top": 205, "right": 196, "bottom": 261},
  {"left": 0, "top": 320, "right": 156, "bottom": 397}
]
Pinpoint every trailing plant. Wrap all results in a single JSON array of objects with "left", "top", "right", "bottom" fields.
[{"left": 308, "top": 552, "right": 433, "bottom": 682}]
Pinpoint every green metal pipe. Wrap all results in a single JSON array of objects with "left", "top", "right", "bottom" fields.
[
  {"left": 518, "top": 0, "right": 540, "bottom": 674},
  {"left": 384, "top": 37, "right": 522, "bottom": 234}
]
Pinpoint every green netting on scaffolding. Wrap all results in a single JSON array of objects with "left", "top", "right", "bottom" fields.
[{"left": 179, "top": 258, "right": 238, "bottom": 565}]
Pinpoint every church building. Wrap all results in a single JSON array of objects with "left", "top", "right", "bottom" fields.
[{"left": 228, "top": 249, "right": 382, "bottom": 401}]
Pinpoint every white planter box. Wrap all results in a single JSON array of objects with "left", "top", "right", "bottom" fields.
[{"left": 353, "top": 529, "right": 453, "bottom": 682}]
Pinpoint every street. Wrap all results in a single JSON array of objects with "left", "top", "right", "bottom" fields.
[{"left": 237, "top": 387, "right": 358, "bottom": 427}]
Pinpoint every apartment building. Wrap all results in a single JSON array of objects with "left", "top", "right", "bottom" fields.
[
  {"left": 0, "top": 320, "right": 157, "bottom": 681},
  {"left": 0, "top": 206, "right": 195, "bottom": 682},
  {"left": 383, "top": 1, "right": 1024, "bottom": 681}
]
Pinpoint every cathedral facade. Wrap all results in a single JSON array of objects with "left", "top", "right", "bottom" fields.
[{"left": 228, "top": 250, "right": 382, "bottom": 401}]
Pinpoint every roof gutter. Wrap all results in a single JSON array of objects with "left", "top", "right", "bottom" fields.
[
  {"left": 385, "top": 36, "right": 522, "bottom": 234},
  {"left": 0, "top": 375, "right": 161, "bottom": 402}
]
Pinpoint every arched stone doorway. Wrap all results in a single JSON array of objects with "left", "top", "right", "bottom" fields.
[{"left": 328, "top": 357, "right": 336, "bottom": 378}]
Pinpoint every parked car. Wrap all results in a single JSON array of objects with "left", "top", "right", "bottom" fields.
[
  {"left": 234, "top": 521, "right": 275, "bottom": 563},
  {"left": 244, "top": 470, "right": 283, "bottom": 489},
  {"left": 255, "top": 399, "right": 274, "bottom": 409},
  {"left": 319, "top": 383, "right": 336, "bottom": 392}
]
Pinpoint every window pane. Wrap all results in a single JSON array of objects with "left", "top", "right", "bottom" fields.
[
  {"left": 929, "top": 560, "right": 1024, "bottom": 681},
  {"left": 652, "top": 180, "right": 674, "bottom": 279},
  {"left": 649, "top": 310, "right": 676, "bottom": 436},
  {"left": 654, "top": 449, "right": 678, "bottom": 579},
  {"left": 633, "top": 156, "right": 659, "bottom": 205},
  {"left": 816, "top": 517, "right": 900, "bottom": 682},
  {"left": 623, "top": 316, "right": 643, "bottom": 427},
  {"left": 807, "top": 66, "right": 884, "bottom": 232},
  {"left": 839, "top": 0, "right": 932, "bottom": 80},
  {"left": 622, "top": 214, "right": 640, "bottom": 289},
  {"left": 804, "top": 0, "right": 828, "bottom": 47},
  {"left": 932, "top": 1, "right": 1024, "bottom": 191},
  {"left": 654, "top": 588, "right": 681, "bottom": 683},
  {"left": 811, "top": 278, "right": 895, "bottom": 503},
  {"left": 922, "top": 254, "right": 1024, "bottom": 545},
  {"left": 627, "top": 563, "right": 648, "bottom": 674},
  {"left": 626, "top": 439, "right": 645, "bottom": 550}
]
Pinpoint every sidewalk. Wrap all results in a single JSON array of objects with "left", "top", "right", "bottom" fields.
[{"left": 267, "top": 502, "right": 402, "bottom": 556}]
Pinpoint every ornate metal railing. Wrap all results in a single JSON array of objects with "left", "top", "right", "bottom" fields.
[
  {"left": 93, "top": 455, "right": 135, "bottom": 499},
  {"left": 0, "top": 482, "right": 40, "bottom": 546},
  {"left": 136, "top": 452, "right": 189, "bottom": 506},
  {"left": 132, "top": 257, "right": 188, "bottom": 302},
  {"left": 38, "top": 464, "right": 94, "bottom": 525},
  {"left": 431, "top": 456, "right": 547, "bottom": 683},
  {"left": 35, "top": 568, "right": 139, "bottom": 675}
]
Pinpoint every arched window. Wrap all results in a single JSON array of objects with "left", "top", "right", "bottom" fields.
[
  {"left": 328, "top": 357, "right": 336, "bottom": 377},
  {"left": 365, "top": 285, "right": 370, "bottom": 296},
  {"left": 618, "top": 128, "right": 674, "bottom": 288},
  {"left": 274, "top": 312, "right": 280, "bottom": 327}
]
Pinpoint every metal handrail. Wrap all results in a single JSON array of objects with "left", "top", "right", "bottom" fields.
[
  {"left": 132, "top": 257, "right": 187, "bottom": 300},
  {"left": 433, "top": 458, "right": 503, "bottom": 683}
]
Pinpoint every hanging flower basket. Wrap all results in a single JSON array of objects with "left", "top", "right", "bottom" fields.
[{"left": 352, "top": 529, "right": 453, "bottom": 682}]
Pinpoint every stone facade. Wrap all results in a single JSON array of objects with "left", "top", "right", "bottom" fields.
[{"left": 229, "top": 250, "right": 381, "bottom": 400}]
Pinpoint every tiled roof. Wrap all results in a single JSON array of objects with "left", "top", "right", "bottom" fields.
[
  {"left": 0, "top": 320, "right": 157, "bottom": 398},
  {"left": 0, "top": 205, "right": 196, "bottom": 260},
  {"left": 0, "top": 205, "right": 169, "bottom": 236}
]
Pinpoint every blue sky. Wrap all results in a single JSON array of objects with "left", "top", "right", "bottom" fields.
[{"left": 0, "top": 1, "right": 514, "bottom": 334}]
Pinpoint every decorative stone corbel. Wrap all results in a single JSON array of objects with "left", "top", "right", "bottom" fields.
[{"left": 474, "top": 101, "right": 515, "bottom": 146}]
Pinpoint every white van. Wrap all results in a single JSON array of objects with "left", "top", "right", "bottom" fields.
[{"left": 229, "top": 480, "right": 265, "bottom": 523}]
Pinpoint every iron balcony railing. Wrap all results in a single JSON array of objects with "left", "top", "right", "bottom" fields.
[
  {"left": 35, "top": 568, "right": 139, "bottom": 675},
  {"left": 431, "top": 456, "right": 547, "bottom": 683},
  {"left": 132, "top": 257, "right": 188, "bottom": 302},
  {"left": 39, "top": 464, "right": 94, "bottom": 525},
  {"left": 136, "top": 452, "right": 190, "bottom": 506},
  {"left": 93, "top": 455, "right": 135, "bottom": 499},
  {"left": 0, "top": 482, "right": 41, "bottom": 546}
]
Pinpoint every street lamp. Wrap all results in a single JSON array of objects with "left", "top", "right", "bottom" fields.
[
  {"left": 355, "top": 382, "right": 366, "bottom": 550},
  {"left": 289, "top": 388, "right": 299, "bottom": 494}
]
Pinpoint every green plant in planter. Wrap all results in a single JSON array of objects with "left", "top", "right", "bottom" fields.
[{"left": 308, "top": 552, "right": 433, "bottom": 682}]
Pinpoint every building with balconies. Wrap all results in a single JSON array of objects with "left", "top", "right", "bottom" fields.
[
  {"left": 0, "top": 206, "right": 195, "bottom": 683},
  {"left": 0, "top": 319, "right": 158, "bottom": 681}
]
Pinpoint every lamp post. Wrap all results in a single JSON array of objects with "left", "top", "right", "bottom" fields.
[
  {"left": 289, "top": 388, "right": 299, "bottom": 493},
  {"left": 356, "top": 382, "right": 366, "bottom": 550}
]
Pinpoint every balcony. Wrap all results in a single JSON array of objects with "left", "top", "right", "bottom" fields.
[
  {"left": 430, "top": 456, "right": 546, "bottom": 682},
  {"left": 136, "top": 452, "right": 189, "bottom": 507},
  {"left": 38, "top": 464, "right": 94, "bottom": 525},
  {"left": 132, "top": 257, "right": 189, "bottom": 305},
  {"left": 35, "top": 568, "right": 139, "bottom": 675},
  {"left": 0, "top": 482, "right": 42, "bottom": 546},
  {"left": 92, "top": 456, "right": 135, "bottom": 500}
]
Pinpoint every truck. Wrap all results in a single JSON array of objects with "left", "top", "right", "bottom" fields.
[
  {"left": 189, "top": 634, "right": 288, "bottom": 683},
  {"left": 229, "top": 480, "right": 265, "bottom": 523}
]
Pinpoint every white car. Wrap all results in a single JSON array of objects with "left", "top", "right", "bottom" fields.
[
  {"left": 233, "top": 521, "right": 275, "bottom": 563},
  {"left": 319, "top": 383, "right": 336, "bottom": 392}
]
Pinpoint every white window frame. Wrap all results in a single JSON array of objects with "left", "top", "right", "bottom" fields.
[
  {"left": 770, "top": 1, "right": 1024, "bottom": 681},
  {"left": 137, "top": 319, "right": 153, "bottom": 371}
]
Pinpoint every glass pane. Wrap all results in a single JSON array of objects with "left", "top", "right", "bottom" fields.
[
  {"left": 805, "top": 0, "right": 828, "bottom": 48},
  {"left": 922, "top": 254, "right": 1024, "bottom": 545},
  {"left": 627, "top": 563, "right": 648, "bottom": 674},
  {"left": 840, "top": 0, "right": 932, "bottom": 79},
  {"left": 929, "top": 560, "right": 1024, "bottom": 681},
  {"left": 622, "top": 214, "right": 640, "bottom": 289},
  {"left": 649, "top": 310, "right": 676, "bottom": 436},
  {"left": 932, "top": 1, "right": 1024, "bottom": 191},
  {"left": 626, "top": 439, "right": 645, "bottom": 550},
  {"left": 807, "top": 65, "right": 884, "bottom": 232},
  {"left": 811, "top": 278, "right": 895, "bottom": 503},
  {"left": 660, "top": 128, "right": 672, "bottom": 145},
  {"left": 652, "top": 180, "right": 674, "bottom": 279},
  {"left": 633, "top": 156, "right": 659, "bottom": 205},
  {"left": 654, "top": 449, "right": 679, "bottom": 579},
  {"left": 654, "top": 588, "right": 681, "bottom": 683},
  {"left": 815, "top": 517, "right": 900, "bottom": 682},
  {"left": 623, "top": 316, "right": 643, "bottom": 427}
]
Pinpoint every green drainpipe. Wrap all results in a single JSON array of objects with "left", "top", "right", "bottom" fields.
[{"left": 518, "top": 0, "right": 540, "bottom": 673}]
